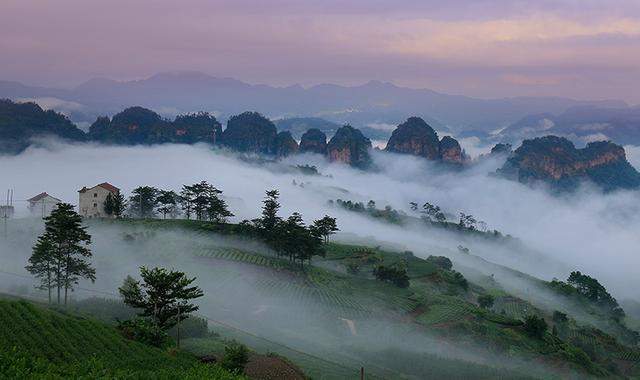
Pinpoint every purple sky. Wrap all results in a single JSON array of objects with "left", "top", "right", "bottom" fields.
[{"left": 2, "top": 0, "right": 640, "bottom": 103}]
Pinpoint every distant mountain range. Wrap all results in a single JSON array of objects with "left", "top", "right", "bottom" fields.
[
  {"left": 0, "top": 71, "right": 627, "bottom": 133},
  {"left": 3, "top": 98, "right": 637, "bottom": 193},
  {"left": 496, "top": 106, "right": 640, "bottom": 146}
]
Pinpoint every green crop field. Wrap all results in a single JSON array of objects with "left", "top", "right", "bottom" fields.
[{"left": 0, "top": 299, "right": 241, "bottom": 379}]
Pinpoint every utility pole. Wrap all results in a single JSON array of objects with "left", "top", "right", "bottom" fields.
[{"left": 3, "top": 189, "right": 13, "bottom": 238}]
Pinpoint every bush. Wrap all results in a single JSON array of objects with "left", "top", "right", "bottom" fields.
[
  {"left": 426, "top": 255, "right": 453, "bottom": 270},
  {"left": 373, "top": 265, "right": 410, "bottom": 288},
  {"left": 117, "top": 318, "right": 167, "bottom": 347},
  {"left": 477, "top": 294, "right": 495, "bottom": 309},
  {"left": 220, "top": 342, "right": 249, "bottom": 374},
  {"left": 523, "top": 315, "right": 548, "bottom": 339}
]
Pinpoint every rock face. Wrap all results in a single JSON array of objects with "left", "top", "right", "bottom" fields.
[
  {"left": 498, "top": 135, "right": 640, "bottom": 191},
  {"left": 438, "top": 136, "right": 466, "bottom": 164},
  {"left": 326, "top": 125, "right": 372, "bottom": 169},
  {"left": 274, "top": 131, "right": 299, "bottom": 157},
  {"left": 490, "top": 143, "right": 513, "bottom": 156},
  {"left": 299, "top": 128, "right": 327, "bottom": 154},
  {"left": 385, "top": 117, "right": 467, "bottom": 165},
  {"left": 221, "top": 111, "right": 277, "bottom": 154},
  {"left": 88, "top": 107, "right": 222, "bottom": 145},
  {"left": 385, "top": 117, "right": 440, "bottom": 160}
]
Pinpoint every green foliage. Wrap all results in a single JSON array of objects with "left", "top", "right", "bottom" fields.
[
  {"left": 118, "top": 317, "right": 168, "bottom": 347},
  {"left": 89, "top": 107, "right": 223, "bottom": 146},
  {"left": 553, "top": 310, "right": 568, "bottom": 323},
  {"left": 477, "top": 294, "right": 495, "bottom": 309},
  {"left": 425, "top": 255, "right": 452, "bottom": 270},
  {"left": 523, "top": 315, "right": 548, "bottom": 339},
  {"left": 374, "top": 264, "right": 410, "bottom": 288},
  {"left": 0, "top": 299, "right": 239, "bottom": 379},
  {"left": 25, "top": 203, "right": 95, "bottom": 305},
  {"left": 0, "top": 99, "right": 86, "bottom": 154},
  {"left": 104, "top": 191, "right": 128, "bottom": 218},
  {"left": 312, "top": 215, "right": 339, "bottom": 243},
  {"left": 129, "top": 186, "right": 160, "bottom": 218},
  {"left": 157, "top": 190, "right": 180, "bottom": 219},
  {"left": 180, "top": 181, "right": 233, "bottom": 222},
  {"left": 119, "top": 267, "right": 204, "bottom": 333},
  {"left": 220, "top": 342, "right": 249, "bottom": 374}
]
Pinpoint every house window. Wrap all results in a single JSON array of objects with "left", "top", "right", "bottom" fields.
[
  {"left": 94, "top": 193, "right": 98, "bottom": 197},
  {"left": 93, "top": 203, "right": 97, "bottom": 208}
]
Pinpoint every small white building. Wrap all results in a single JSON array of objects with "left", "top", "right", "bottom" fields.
[
  {"left": 27, "top": 192, "right": 62, "bottom": 218},
  {"left": 78, "top": 182, "right": 120, "bottom": 218}
]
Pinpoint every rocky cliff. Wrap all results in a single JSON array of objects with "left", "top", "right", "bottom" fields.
[
  {"left": 498, "top": 136, "right": 640, "bottom": 191},
  {"left": 385, "top": 117, "right": 440, "bottom": 160},
  {"left": 274, "top": 131, "right": 299, "bottom": 157},
  {"left": 438, "top": 136, "right": 466, "bottom": 165},
  {"left": 385, "top": 117, "right": 467, "bottom": 165},
  {"left": 299, "top": 128, "right": 327, "bottom": 154},
  {"left": 490, "top": 143, "right": 513, "bottom": 156},
  {"left": 220, "top": 111, "right": 277, "bottom": 154},
  {"left": 326, "top": 125, "right": 372, "bottom": 169},
  {"left": 88, "top": 106, "right": 222, "bottom": 145}
]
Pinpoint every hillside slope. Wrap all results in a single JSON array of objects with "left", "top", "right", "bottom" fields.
[{"left": 0, "top": 298, "right": 241, "bottom": 379}]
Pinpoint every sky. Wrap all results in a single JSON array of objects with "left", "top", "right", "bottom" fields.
[{"left": 1, "top": 0, "right": 640, "bottom": 103}]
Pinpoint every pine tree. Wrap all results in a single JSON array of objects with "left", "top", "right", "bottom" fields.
[
  {"left": 156, "top": 190, "right": 179, "bottom": 219},
  {"left": 32, "top": 203, "right": 95, "bottom": 305},
  {"left": 109, "top": 192, "right": 127, "bottom": 218},
  {"left": 260, "top": 190, "right": 281, "bottom": 231},
  {"left": 25, "top": 235, "right": 57, "bottom": 303},
  {"left": 104, "top": 193, "right": 115, "bottom": 216},
  {"left": 129, "top": 186, "right": 159, "bottom": 218}
]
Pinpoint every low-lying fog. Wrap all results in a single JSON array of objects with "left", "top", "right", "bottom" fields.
[{"left": 1, "top": 139, "right": 639, "bottom": 302}]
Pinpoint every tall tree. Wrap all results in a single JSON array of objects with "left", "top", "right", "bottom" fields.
[
  {"left": 104, "top": 193, "right": 115, "bottom": 216},
  {"left": 119, "top": 267, "right": 204, "bottom": 347},
  {"left": 33, "top": 203, "right": 95, "bottom": 305},
  {"left": 112, "top": 192, "right": 127, "bottom": 218},
  {"left": 180, "top": 181, "right": 233, "bottom": 222},
  {"left": 156, "top": 190, "right": 179, "bottom": 219},
  {"left": 312, "top": 215, "right": 339, "bottom": 244},
  {"left": 260, "top": 190, "right": 281, "bottom": 231},
  {"left": 129, "top": 186, "right": 159, "bottom": 218},
  {"left": 25, "top": 235, "right": 57, "bottom": 304}
]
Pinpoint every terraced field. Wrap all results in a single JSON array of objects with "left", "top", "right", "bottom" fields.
[
  {"left": 416, "top": 298, "right": 477, "bottom": 326},
  {"left": 0, "top": 298, "right": 239, "bottom": 379}
]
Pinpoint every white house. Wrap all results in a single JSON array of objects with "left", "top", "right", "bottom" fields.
[
  {"left": 78, "top": 182, "right": 120, "bottom": 218},
  {"left": 27, "top": 192, "right": 62, "bottom": 217}
]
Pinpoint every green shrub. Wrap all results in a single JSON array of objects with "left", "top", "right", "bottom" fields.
[
  {"left": 523, "top": 315, "right": 548, "bottom": 339},
  {"left": 478, "top": 294, "right": 495, "bottom": 309},
  {"left": 220, "top": 342, "right": 249, "bottom": 374},
  {"left": 118, "top": 318, "right": 168, "bottom": 347}
]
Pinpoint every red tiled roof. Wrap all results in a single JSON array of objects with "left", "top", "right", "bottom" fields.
[
  {"left": 27, "top": 192, "right": 61, "bottom": 203},
  {"left": 78, "top": 183, "right": 119, "bottom": 194},
  {"left": 97, "top": 182, "right": 119, "bottom": 193}
]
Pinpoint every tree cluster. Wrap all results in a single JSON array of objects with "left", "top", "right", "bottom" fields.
[
  {"left": 248, "top": 190, "right": 338, "bottom": 269},
  {"left": 373, "top": 264, "right": 410, "bottom": 288},
  {"left": 25, "top": 203, "right": 95, "bottom": 305},
  {"left": 551, "top": 271, "right": 624, "bottom": 321}
]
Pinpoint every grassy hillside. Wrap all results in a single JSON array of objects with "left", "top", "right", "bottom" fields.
[
  {"left": 58, "top": 218, "right": 640, "bottom": 378},
  {"left": 0, "top": 298, "right": 242, "bottom": 379}
]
